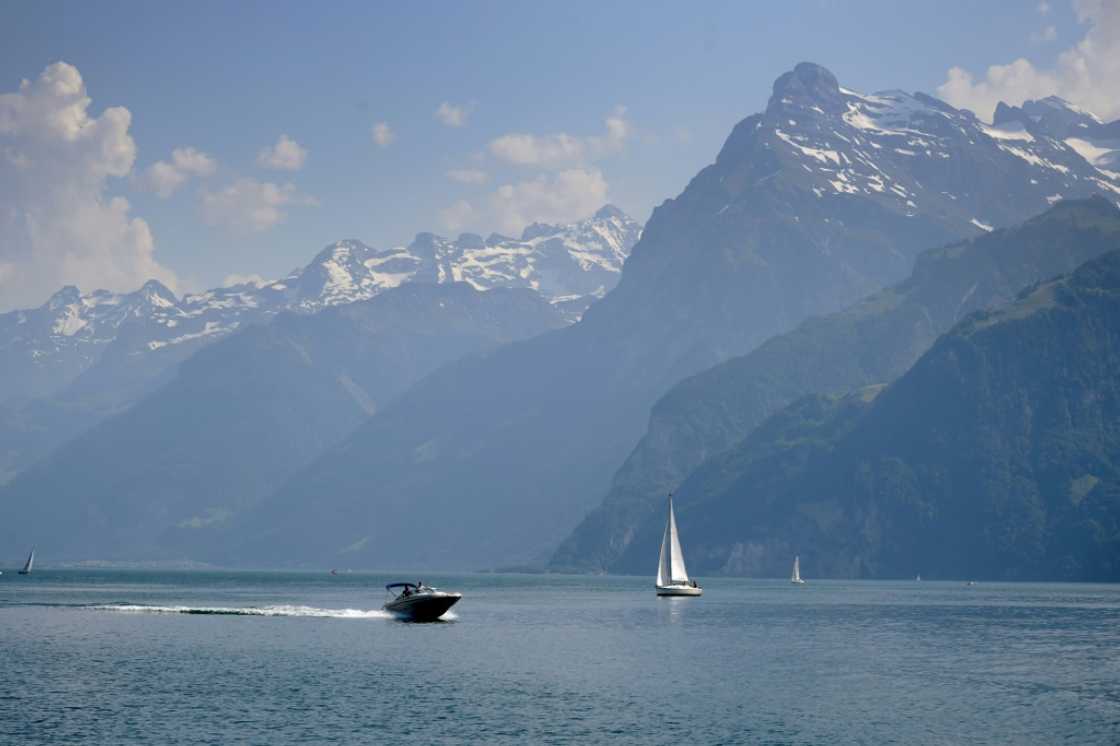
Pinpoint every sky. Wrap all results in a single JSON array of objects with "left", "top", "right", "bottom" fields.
[{"left": 1, "top": 0, "right": 1117, "bottom": 310}]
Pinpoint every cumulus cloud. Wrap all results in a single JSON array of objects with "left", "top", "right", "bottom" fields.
[
  {"left": 488, "top": 106, "right": 631, "bottom": 168},
  {"left": 439, "top": 199, "right": 476, "bottom": 232},
  {"left": 200, "top": 178, "right": 317, "bottom": 233},
  {"left": 256, "top": 134, "right": 307, "bottom": 171},
  {"left": 489, "top": 168, "right": 608, "bottom": 235},
  {"left": 371, "top": 121, "right": 394, "bottom": 147},
  {"left": 0, "top": 61, "right": 177, "bottom": 310},
  {"left": 142, "top": 146, "right": 217, "bottom": 198},
  {"left": 938, "top": 0, "right": 1120, "bottom": 121},
  {"left": 435, "top": 102, "right": 469, "bottom": 127},
  {"left": 222, "top": 272, "right": 268, "bottom": 288},
  {"left": 438, "top": 170, "right": 609, "bottom": 235},
  {"left": 447, "top": 168, "right": 488, "bottom": 184}
]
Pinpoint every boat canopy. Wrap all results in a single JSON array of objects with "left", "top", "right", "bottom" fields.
[{"left": 386, "top": 582, "right": 419, "bottom": 591}]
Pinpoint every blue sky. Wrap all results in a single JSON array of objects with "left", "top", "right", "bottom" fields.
[{"left": 1, "top": 0, "right": 1111, "bottom": 308}]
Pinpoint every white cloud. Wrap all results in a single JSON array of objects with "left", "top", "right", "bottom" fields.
[
  {"left": 371, "top": 121, "right": 394, "bottom": 147},
  {"left": 222, "top": 272, "right": 268, "bottom": 288},
  {"left": 142, "top": 146, "right": 217, "bottom": 198},
  {"left": 1038, "top": 1, "right": 1052, "bottom": 14},
  {"left": 447, "top": 168, "right": 488, "bottom": 184},
  {"left": 169, "top": 147, "right": 216, "bottom": 176},
  {"left": 435, "top": 102, "right": 469, "bottom": 127},
  {"left": 439, "top": 199, "right": 476, "bottom": 232},
  {"left": 490, "top": 168, "right": 609, "bottom": 235},
  {"left": 488, "top": 106, "right": 631, "bottom": 168},
  {"left": 438, "top": 169, "right": 609, "bottom": 235},
  {"left": 256, "top": 134, "right": 307, "bottom": 171},
  {"left": 0, "top": 61, "right": 177, "bottom": 310},
  {"left": 938, "top": 0, "right": 1120, "bottom": 121},
  {"left": 200, "top": 178, "right": 317, "bottom": 233},
  {"left": 489, "top": 131, "right": 584, "bottom": 167}
]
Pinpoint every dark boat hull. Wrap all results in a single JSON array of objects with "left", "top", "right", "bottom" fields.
[{"left": 384, "top": 592, "right": 461, "bottom": 621}]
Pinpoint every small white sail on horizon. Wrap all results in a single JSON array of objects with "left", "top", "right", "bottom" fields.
[
  {"left": 791, "top": 554, "right": 805, "bottom": 585},
  {"left": 656, "top": 494, "right": 701, "bottom": 596},
  {"left": 18, "top": 547, "right": 34, "bottom": 575}
]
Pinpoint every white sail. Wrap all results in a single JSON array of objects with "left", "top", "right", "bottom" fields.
[
  {"left": 656, "top": 495, "right": 690, "bottom": 586},
  {"left": 20, "top": 548, "right": 34, "bottom": 574},
  {"left": 791, "top": 555, "right": 801, "bottom": 583}
]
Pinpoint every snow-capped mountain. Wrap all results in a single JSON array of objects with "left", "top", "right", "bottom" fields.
[
  {"left": 751, "top": 65, "right": 1120, "bottom": 236},
  {"left": 287, "top": 204, "right": 639, "bottom": 318},
  {"left": 0, "top": 206, "right": 640, "bottom": 406},
  {"left": 995, "top": 96, "right": 1120, "bottom": 172}
]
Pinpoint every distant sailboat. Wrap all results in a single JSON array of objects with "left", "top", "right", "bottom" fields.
[
  {"left": 790, "top": 555, "right": 806, "bottom": 585},
  {"left": 17, "top": 548, "right": 34, "bottom": 575},
  {"left": 656, "top": 494, "right": 701, "bottom": 597}
]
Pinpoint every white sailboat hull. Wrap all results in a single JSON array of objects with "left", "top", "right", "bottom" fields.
[
  {"left": 656, "top": 584, "right": 702, "bottom": 597},
  {"left": 790, "top": 579, "right": 806, "bottom": 585}
]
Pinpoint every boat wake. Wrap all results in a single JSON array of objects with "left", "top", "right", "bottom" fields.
[{"left": 90, "top": 603, "right": 392, "bottom": 619}]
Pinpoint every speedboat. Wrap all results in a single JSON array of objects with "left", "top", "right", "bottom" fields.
[{"left": 383, "top": 582, "right": 461, "bottom": 621}]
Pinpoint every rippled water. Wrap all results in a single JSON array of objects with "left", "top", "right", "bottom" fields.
[{"left": 1, "top": 570, "right": 1117, "bottom": 744}]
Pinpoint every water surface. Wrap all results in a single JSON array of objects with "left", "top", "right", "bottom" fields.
[{"left": 2, "top": 570, "right": 1117, "bottom": 744}]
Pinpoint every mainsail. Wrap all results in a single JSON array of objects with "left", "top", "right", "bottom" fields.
[
  {"left": 656, "top": 495, "right": 691, "bottom": 587},
  {"left": 791, "top": 555, "right": 801, "bottom": 583},
  {"left": 19, "top": 548, "right": 34, "bottom": 574}
]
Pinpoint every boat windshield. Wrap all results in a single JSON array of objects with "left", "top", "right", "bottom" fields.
[{"left": 386, "top": 582, "right": 434, "bottom": 598}]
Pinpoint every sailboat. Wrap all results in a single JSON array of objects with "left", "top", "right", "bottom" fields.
[
  {"left": 17, "top": 548, "right": 34, "bottom": 575},
  {"left": 790, "top": 555, "right": 806, "bottom": 585},
  {"left": 656, "top": 494, "right": 702, "bottom": 596}
]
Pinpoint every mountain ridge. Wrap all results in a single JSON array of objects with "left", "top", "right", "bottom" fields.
[
  {"left": 552, "top": 197, "right": 1120, "bottom": 572},
  {"left": 228, "top": 62, "right": 1120, "bottom": 571},
  {"left": 611, "top": 249, "right": 1120, "bottom": 581},
  {"left": 0, "top": 206, "right": 641, "bottom": 408}
]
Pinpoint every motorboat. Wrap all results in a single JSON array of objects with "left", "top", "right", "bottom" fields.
[
  {"left": 383, "top": 581, "right": 461, "bottom": 621},
  {"left": 656, "top": 494, "right": 702, "bottom": 597}
]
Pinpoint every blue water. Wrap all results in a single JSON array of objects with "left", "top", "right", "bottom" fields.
[{"left": 1, "top": 570, "right": 1118, "bottom": 744}]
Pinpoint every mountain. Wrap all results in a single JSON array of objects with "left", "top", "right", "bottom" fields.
[
  {"left": 609, "top": 250, "right": 1120, "bottom": 581},
  {"left": 0, "top": 206, "right": 640, "bottom": 408},
  {"left": 0, "top": 207, "right": 639, "bottom": 483},
  {"left": 552, "top": 197, "right": 1120, "bottom": 571},
  {"left": 0, "top": 283, "right": 563, "bottom": 560},
  {"left": 224, "top": 63, "right": 1120, "bottom": 571},
  {"left": 995, "top": 95, "right": 1120, "bottom": 172}
]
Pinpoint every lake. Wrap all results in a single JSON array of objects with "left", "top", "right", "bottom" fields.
[{"left": 2, "top": 570, "right": 1118, "bottom": 744}]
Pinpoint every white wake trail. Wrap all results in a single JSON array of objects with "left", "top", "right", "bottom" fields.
[{"left": 91, "top": 603, "right": 392, "bottom": 619}]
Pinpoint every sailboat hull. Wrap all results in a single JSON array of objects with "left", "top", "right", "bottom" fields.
[{"left": 656, "top": 585, "right": 702, "bottom": 597}]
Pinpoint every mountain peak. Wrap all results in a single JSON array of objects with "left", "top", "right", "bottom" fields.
[
  {"left": 456, "top": 232, "right": 485, "bottom": 249},
  {"left": 521, "top": 222, "right": 562, "bottom": 241},
  {"left": 138, "top": 279, "right": 178, "bottom": 307},
  {"left": 768, "top": 62, "right": 844, "bottom": 114},
  {"left": 594, "top": 204, "right": 626, "bottom": 221},
  {"left": 46, "top": 285, "right": 81, "bottom": 310}
]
